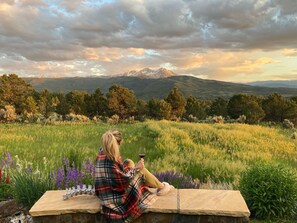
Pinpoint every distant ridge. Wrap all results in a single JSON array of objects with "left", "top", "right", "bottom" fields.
[
  {"left": 23, "top": 74, "right": 297, "bottom": 100},
  {"left": 247, "top": 80, "right": 297, "bottom": 89}
]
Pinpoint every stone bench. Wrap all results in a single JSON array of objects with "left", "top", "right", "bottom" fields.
[{"left": 29, "top": 189, "right": 250, "bottom": 223}]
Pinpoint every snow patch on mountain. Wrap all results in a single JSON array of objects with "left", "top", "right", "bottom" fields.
[{"left": 118, "top": 68, "right": 176, "bottom": 79}]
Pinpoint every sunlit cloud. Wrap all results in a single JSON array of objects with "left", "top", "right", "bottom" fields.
[
  {"left": 83, "top": 47, "right": 145, "bottom": 62},
  {"left": 0, "top": 0, "right": 297, "bottom": 81},
  {"left": 282, "top": 48, "right": 297, "bottom": 57}
]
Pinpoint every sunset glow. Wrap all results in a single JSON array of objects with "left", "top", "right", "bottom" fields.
[{"left": 0, "top": 0, "right": 297, "bottom": 82}]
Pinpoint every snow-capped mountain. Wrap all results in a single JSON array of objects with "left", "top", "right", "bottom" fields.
[{"left": 119, "top": 68, "right": 176, "bottom": 79}]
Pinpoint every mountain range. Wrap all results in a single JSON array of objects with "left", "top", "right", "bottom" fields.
[
  {"left": 247, "top": 80, "right": 297, "bottom": 89},
  {"left": 23, "top": 68, "right": 297, "bottom": 99}
]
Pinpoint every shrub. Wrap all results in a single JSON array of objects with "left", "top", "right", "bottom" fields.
[
  {"left": 212, "top": 115, "right": 224, "bottom": 123},
  {"left": 239, "top": 163, "right": 297, "bottom": 219},
  {"left": 65, "top": 113, "right": 89, "bottom": 122},
  {"left": 206, "top": 115, "right": 225, "bottom": 123},
  {"left": 237, "top": 114, "right": 246, "bottom": 123},
  {"left": 283, "top": 119, "right": 294, "bottom": 129},
  {"left": 107, "top": 114, "right": 120, "bottom": 124},
  {"left": 128, "top": 116, "right": 135, "bottom": 124},
  {"left": 187, "top": 114, "right": 198, "bottom": 123},
  {"left": 0, "top": 105, "right": 17, "bottom": 122}
]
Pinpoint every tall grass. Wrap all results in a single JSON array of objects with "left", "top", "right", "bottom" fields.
[
  {"left": 12, "top": 171, "right": 53, "bottom": 208},
  {"left": 1, "top": 120, "right": 296, "bottom": 187}
]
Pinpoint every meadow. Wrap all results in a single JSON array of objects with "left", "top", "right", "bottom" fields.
[
  {"left": 1, "top": 120, "right": 296, "bottom": 187},
  {"left": 0, "top": 121, "right": 297, "bottom": 223}
]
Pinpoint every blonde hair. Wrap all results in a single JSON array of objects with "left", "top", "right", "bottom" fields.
[
  {"left": 101, "top": 130, "right": 122, "bottom": 162},
  {"left": 110, "top": 129, "right": 123, "bottom": 144}
]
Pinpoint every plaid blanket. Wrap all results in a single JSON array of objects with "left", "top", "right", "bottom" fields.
[{"left": 95, "top": 149, "right": 156, "bottom": 223}]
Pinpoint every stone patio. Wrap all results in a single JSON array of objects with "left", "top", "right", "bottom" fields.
[{"left": 29, "top": 189, "right": 250, "bottom": 223}]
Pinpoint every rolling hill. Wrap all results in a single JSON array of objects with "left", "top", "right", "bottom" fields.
[{"left": 23, "top": 75, "right": 297, "bottom": 100}]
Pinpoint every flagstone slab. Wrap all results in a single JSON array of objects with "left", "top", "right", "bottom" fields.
[
  {"left": 29, "top": 190, "right": 100, "bottom": 216},
  {"left": 146, "top": 188, "right": 178, "bottom": 213},
  {"left": 29, "top": 189, "right": 250, "bottom": 222},
  {"left": 179, "top": 189, "right": 250, "bottom": 217}
]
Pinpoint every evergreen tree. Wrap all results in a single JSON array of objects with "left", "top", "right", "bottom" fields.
[
  {"left": 184, "top": 96, "right": 208, "bottom": 120},
  {"left": 262, "top": 93, "right": 292, "bottom": 122},
  {"left": 148, "top": 99, "right": 171, "bottom": 120},
  {"left": 165, "top": 87, "right": 186, "bottom": 119},
  {"left": 86, "top": 88, "right": 108, "bottom": 117},
  {"left": 55, "top": 93, "right": 70, "bottom": 116},
  {"left": 37, "top": 89, "right": 51, "bottom": 117},
  {"left": 135, "top": 99, "right": 148, "bottom": 119},
  {"left": 209, "top": 97, "right": 228, "bottom": 117},
  {"left": 66, "top": 90, "right": 88, "bottom": 115},
  {"left": 228, "top": 94, "right": 265, "bottom": 124},
  {"left": 107, "top": 85, "right": 137, "bottom": 119}
]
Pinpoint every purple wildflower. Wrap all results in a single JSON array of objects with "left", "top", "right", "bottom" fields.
[
  {"left": 154, "top": 171, "right": 200, "bottom": 189},
  {"left": 82, "top": 159, "right": 95, "bottom": 177},
  {"left": 50, "top": 158, "right": 95, "bottom": 189},
  {"left": 57, "top": 168, "right": 64, "bottom": 189}
]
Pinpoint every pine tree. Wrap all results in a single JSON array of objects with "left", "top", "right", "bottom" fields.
[
  {"left": 107, "top": 85, "right": 137, "bottom": 119},
  {"left": 165, "top": 87, "right": 186, "bottom": 120}
]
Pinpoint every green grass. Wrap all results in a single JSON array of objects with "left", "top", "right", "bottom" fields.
[
  {"left": 1, "top": 120, "right": 297, "bottom": 221},
  {"left": 1, "top": 120, "right": 296, "bottom": 186},
  {"left": 0, "top": 122, "right": 157, "bottom": 170},
  {"left": 251, "top": 220, "right": 296, "bottom": 223}
]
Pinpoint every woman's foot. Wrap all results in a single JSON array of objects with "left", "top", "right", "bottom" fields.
[{"left": 157, "top": 182, "right": 172, "bottom": 196}]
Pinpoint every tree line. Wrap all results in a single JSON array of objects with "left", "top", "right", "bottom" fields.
[{"left": 1, "top": 74, "right": 297, "bottom": 124}]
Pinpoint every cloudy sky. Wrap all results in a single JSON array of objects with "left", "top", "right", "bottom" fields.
[{"left": 0, "top": 0, "right": 297, "bottom": 82}]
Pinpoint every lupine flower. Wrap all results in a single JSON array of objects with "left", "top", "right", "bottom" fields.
[
  {"left": 0, "top": 168, "right": 2, "bottom": 182},
  {"left": 82, "top": 159, "right": 95, "bottom": 177},
  {"left": 154, "top": 170, "right": 200, "bottom": 189},
  {"left": 50, "top": 158, "right": 95, "bottom": 189},
  {"left": 57, "top": 168, "right": 64, "bottom": 189}
]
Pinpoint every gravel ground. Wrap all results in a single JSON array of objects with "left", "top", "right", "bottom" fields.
[{"left": 0, "top": 200, "right": 32, "bottom": 223}]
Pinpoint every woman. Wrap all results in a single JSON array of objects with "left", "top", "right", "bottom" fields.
[{"left": 94, "top": 130, "right": 172, "bottom": 223}]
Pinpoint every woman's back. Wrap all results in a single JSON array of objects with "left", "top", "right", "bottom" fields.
[{"left": 95, "top": 149, "right": 155, "bottom": 223}]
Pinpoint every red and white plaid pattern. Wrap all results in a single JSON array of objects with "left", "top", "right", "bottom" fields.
[{"left": 95, "top": 149, "right": 156, "bottom": 223}]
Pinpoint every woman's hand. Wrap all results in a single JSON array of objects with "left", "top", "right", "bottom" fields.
[{"left": 134, "top": 158, "right": 144, "bottom": 170}]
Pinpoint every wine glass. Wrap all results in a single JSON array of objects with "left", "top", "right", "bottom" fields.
[{"left": 138, "top": 148, "right": 146, "bottom": 159}]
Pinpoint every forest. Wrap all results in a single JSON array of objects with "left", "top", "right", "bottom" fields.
[{"left": 1, "top": 74, "right": 297, "bottom": 125}]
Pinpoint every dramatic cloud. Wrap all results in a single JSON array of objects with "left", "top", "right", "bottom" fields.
[{"left": 0, "top": 0, "right": 297, "bottom": 81}]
